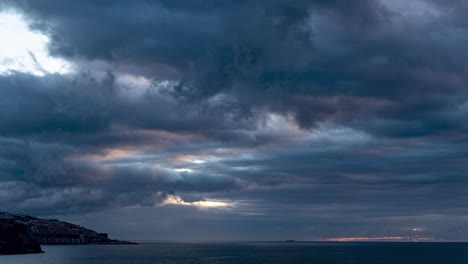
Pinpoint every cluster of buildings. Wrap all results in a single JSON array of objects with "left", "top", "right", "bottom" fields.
[
  {"left": 28, "top": 219, "right": 109, "bottom": 244},
  {"left": 0, "top": 212, "right": 111, "bottom": 245}
]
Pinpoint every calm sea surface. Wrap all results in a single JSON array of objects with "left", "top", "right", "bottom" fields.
[{"left": 1, "top": 242, "right": 468, "bottom": 264}]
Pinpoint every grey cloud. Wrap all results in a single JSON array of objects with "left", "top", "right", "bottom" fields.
[
  {"left": 0, "top": 72, "right": 258, "bottom": 137},
  {"left": 1, "top": 0, "right": 468, "bottom": 240},
  {"left": 5, "top": 0, "right": 468, "bottom": 137}
]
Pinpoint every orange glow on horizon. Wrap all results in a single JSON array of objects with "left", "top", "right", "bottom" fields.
[{"left": 321, "top": 236, "right": 434, "bottom": 242}]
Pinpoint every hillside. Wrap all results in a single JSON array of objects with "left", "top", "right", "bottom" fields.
[
  {"left": 0, "top": 212, "right": 133, "bottom": 245},
  {"left": 0, "top": 219, "right": 43, "bottom": 255}
]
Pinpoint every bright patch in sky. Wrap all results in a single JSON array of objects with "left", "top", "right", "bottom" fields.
[
  {"left": 0, "top": 11, "right": 71, "bottom": 76},
  {"left": 163, "top": 195, "right": 234, "bottom": 209}
]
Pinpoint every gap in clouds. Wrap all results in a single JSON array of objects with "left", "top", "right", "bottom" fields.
[{"left": 0, "top": 10, "right": 71, "bottom": 76}]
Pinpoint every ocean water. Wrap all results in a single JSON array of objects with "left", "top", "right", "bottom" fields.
[{"left": 1, "top": 242, "right": 468, "bottom": 264}]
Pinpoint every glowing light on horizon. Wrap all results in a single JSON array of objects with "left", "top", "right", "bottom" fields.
[
  {"left": 0, "top": 10, "right": 71, "bottom": 76},
  {"left": 322, "top": 236, "right": 434, "bottom": 242},
  {"left": 322, "top": 237, "right": 405, "bottom": 242}
]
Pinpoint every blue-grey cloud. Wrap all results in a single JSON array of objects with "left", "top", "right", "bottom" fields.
[{"left": 1, "top": 0, "right": 468, "bottom": 241}]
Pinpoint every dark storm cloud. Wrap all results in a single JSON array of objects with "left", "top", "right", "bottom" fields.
[
  {"left": 0, "top": 71, "right": 250, "bottom": 214},
  {"left": 4, "top": 0, "right": 468, "bottom": 137},
  {"left": 0, "top": 72, "right": 257, "bottom": 137},
  {"left": 0, "top": 132, "right": 242, "bottom": 215},
  {"left": 1, "top": 0, "right": 468, "bottom": 240}
]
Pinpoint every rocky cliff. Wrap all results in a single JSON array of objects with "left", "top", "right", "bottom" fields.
[
  {"left": 0, "top": 212, "right": 134, "bottom": 245},
  {"left": 0, "top": 219, "right": 43, "bottom": 255}
]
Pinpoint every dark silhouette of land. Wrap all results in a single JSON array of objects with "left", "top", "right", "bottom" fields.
[
  {"left": 0, "top": 212, "right": 135, "bottom": 252},
  {"left": 0, "top": 219, "right": 43, "bottom": 255}
]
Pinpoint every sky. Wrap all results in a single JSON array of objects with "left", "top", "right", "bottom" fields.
[{"left": 0, "top": 0, "right": 468, "bottom": 242}]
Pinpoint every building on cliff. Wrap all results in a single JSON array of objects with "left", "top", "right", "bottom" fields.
[{"left": 0, "top": 212, "right": 131, "bottom": 245}]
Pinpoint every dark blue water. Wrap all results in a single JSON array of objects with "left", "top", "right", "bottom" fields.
[{"left": 1, "top": 242, "right": 468, "bottom": 264}]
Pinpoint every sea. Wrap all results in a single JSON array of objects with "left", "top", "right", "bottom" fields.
[{"left": 1, "top": 242, "right": 468, "bottom": 264}]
